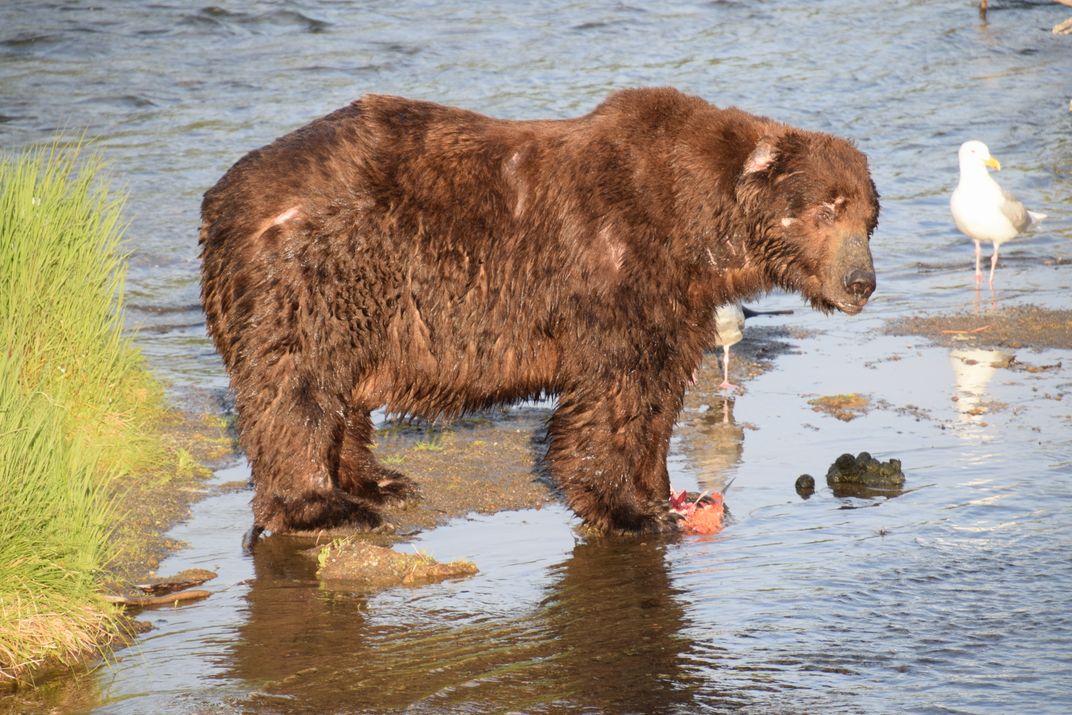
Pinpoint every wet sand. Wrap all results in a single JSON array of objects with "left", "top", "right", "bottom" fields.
[
  {"left": 106, "top": 408, "right": 234, "bottom": 589},
  {"left": 887, "top": 304, "right": 1072, "bottom": 350}
]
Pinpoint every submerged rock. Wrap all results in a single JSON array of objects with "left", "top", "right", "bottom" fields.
[
  {"left": 103, "top": 568, "right": 218, "bottom": 609},
  {"left": 133, "top": 568, "right": 217, "bottom": 596},
  {"left": 312, "top": 539, "right": 478, "bottom": 590},
  {"left": 808, "top": 393, "right": 870, "bottom": 421},
  {"left": 825, "top": 452, "right": 905, "bottom": 498}
]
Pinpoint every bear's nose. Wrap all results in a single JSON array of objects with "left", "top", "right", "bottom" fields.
[{"left": 842, "top": 268, "right": 876, "bottom": 300}]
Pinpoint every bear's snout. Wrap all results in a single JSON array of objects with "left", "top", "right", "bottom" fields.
[
  {"left": 842, "top": 268, "right": 876, "bottom": 301},
  {"left": 824, "top": 231, "right": 875, "bottom": 314}
]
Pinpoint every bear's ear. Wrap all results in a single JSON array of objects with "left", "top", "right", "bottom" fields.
[{"left": 742, "top": 136, "right": 778, "bottom": 176}]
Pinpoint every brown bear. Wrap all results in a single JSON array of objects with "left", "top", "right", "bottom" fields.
[{"left": 200, "top": 87, "right": 878, "bottom": 537}]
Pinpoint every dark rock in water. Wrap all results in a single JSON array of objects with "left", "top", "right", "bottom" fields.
[
  {"left": 826, "top": 452, "right": 905, "bottom": 498},
  {"left": 795, "top": 474, "right": 816, "bottom": 498}
]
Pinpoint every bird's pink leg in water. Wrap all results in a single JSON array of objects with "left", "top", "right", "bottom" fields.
[{"left": 719, "top": 346, "right": 740, "bottom": 392}]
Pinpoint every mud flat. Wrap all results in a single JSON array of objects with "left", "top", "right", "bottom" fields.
[{"left": 887, "top": 304, "right": 1072, "bottom": 350}]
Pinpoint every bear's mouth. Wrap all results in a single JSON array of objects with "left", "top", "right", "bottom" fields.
[
  {"left": 807, "top": 285, "right": 870, "bottom": 316},
  {"left": 816, "top": 264, "right": 875, "bottom": 316},
  {"left": 833, "top": 299, "right": 867, "bottom": 315},
  {"left": 803, "top": 278, "right": 871, "bottom": 316}
]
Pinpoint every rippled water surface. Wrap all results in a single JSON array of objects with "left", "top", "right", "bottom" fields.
[{"left": 3, "top": 1, "right": 1071, "bottom": 713}]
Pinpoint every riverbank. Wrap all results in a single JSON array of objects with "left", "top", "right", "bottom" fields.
[{"left": 0, "top": 145, "right": 224, "bottom": 688}]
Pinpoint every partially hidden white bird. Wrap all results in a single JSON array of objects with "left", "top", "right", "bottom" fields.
[
  {"left": 713, "top": 304, "right": 745, "bottom": 391},
  {"left": 950, "top": 140, "right": 1045, "bottom": 287},
  {"left": 712, "top": 304, "right": 793, "bottom": 391}
]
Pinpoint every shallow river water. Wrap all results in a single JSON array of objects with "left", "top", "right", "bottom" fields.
[{"left": 3, "top": 1, "right": 1072, "bottom": 713}]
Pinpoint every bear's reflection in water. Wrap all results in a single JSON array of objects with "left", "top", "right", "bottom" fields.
[{"left": 224, "top": 536, "right": 734, "bottom": 713}]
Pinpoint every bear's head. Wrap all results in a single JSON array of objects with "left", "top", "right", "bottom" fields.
[{"left": 735, "top": 130, "right": 879, "bottom": 315}]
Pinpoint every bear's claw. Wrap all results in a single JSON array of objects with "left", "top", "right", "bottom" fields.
[{"left": 343, "top": 468, "right": 420, "bottom": 507}]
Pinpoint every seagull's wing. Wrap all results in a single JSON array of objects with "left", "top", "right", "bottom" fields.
[
  {"left": 713, "top": 303, "right": 745, "bottom": 347},
  {"left": 998, "top": 188, "right": 1033, "bottom": 233}
]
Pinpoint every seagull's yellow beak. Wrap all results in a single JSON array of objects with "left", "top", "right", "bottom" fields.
[{"left": 985, "top": 156, "right": 1001, "bottom": 171}]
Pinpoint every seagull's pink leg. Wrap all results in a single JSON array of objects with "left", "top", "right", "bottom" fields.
[
  {"left": 974, "top": 241, "right": 983, "bottom": 286},
  {"left": 989, "top": 244, "right": 1000, "bottom": 287},
  {"left": 718, "top": 346, "right": 740, "bottom": 392}
]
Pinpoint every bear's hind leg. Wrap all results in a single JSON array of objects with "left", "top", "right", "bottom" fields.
[
  {"left": 337, "top": 408, "right": 421, "bottom": 507},
  {"left": 236, "top": 366, "right": 384, "bottom": 534}
]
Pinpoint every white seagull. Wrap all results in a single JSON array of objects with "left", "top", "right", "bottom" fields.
[
  {"left": 950, "top": 140, "right": 1045, "bottom": 287},
  {"left": 713, "top": 303, "right": 746, "bottom": 391},
  {"left": 712, "top": 305, "right": 793, "bottom": 391}
]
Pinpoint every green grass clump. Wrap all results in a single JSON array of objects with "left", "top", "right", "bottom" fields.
[
  {"left": 0, "top": 144, "right": 168, "bottom": 684},
  {"left": 412, "top": 438, "right": 446, "bottom": 452},
  {"left": 0, "top": 144, "right": 164, "bottom": 474},
  {"left": 0, "top": 354, "right": 119, "bottom": 682}
]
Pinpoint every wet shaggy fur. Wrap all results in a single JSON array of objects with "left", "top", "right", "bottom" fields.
[{"left": 200, "top": 87, "right": 879, "bottom": 535}]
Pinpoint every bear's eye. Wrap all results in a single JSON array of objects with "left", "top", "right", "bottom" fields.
[
  {"left": 816, "top": 197, "right": 846, "bottom": 224},
  {"left": 816, "top": 203, "right": 837, "bottom": 223}
]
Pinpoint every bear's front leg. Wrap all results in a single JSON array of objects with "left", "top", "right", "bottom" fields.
[{"left": 548, "top": 376, "right": 686, "bottom": 534}]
